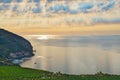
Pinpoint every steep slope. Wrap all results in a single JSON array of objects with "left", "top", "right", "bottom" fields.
[{"left": 0, "top": 28, "right": 34, "bottom": 64}]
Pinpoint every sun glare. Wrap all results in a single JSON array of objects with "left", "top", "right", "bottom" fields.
[{"left": 37, "top": 35, "right": 56, "bottom": 40}]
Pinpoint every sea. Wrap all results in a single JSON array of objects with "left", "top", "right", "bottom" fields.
[{"left": 21, "top": 35, "right": 120, "bottom": 75}]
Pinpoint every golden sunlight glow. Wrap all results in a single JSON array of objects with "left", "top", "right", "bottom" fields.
[{"left": 28, "top": 35, "right": 56, "bottom": 40}]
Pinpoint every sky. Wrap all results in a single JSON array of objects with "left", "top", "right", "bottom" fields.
[{"left": 0, "top": 0, "right": 120, "bottom": 28}]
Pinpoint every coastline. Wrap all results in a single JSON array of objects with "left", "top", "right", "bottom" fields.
[
  {"left": 0, "top": 29, "right": 34, "bottom": 65},
  {"left": 0, "top": 26, "right": 120, "bottom": 79}
]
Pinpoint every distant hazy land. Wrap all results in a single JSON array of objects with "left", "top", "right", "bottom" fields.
[{"left": 2, "top": 23, "right": 120, "bottom": 36}]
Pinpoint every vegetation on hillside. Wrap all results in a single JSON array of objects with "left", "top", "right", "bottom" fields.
[
  {"left": 0, "top": 66, "right": 120, "bottom": 80},
  {"left": 0, "top": 29, "right": 34, "bottom": 65}
]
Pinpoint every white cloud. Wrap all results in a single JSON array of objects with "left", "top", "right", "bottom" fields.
[{"left": 0, "top": 0, "right": 120, "bottom": 25}]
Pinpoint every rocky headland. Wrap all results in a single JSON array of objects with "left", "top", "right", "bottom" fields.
[{"left": 0, "top": 28, "right": 34, "bottom": 65}]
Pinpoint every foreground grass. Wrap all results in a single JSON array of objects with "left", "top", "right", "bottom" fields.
[{"left": 0, "top": 66, "right": 120, "bottom": 80}]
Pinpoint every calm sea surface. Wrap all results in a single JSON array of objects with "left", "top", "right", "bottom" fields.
[{"left": 21, "top": 35, "right": 120, "bottom": 74}]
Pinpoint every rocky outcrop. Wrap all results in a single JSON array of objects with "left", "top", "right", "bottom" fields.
[{"left": 0, "top": 28, "right": 34, "bottom": 65}]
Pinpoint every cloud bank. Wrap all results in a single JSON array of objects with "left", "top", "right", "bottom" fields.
[{"left": 0, "top": 0, "right": 120, "bottom": 26}]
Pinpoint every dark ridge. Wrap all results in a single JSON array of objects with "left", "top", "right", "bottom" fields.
[{"left": 0, "top": 28, "right": 34, "bottom": 65}]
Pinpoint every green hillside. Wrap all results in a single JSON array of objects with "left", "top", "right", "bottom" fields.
[
  {"left": 0, "top": 29, "right": 34, "bottom": 65},
  {"left": 0, "top": 66, "right": 120, "bottom": 80}
]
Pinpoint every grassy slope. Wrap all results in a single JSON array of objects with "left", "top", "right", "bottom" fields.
[{"left": 0, "top": 66, "right": 120, "bottom": 80}]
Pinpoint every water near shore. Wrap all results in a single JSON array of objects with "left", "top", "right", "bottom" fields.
[{"left": 21, "top": 35, "right": 120, "bottom": 75}]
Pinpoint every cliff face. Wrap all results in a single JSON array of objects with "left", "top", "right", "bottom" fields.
[{"left": 0, "top": 29, "right": 34, "bottom": 62}]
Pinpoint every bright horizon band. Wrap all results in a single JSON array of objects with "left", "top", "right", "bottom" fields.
[{"left": 0, "top": 0, "right": 120, "bottom": 35}]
